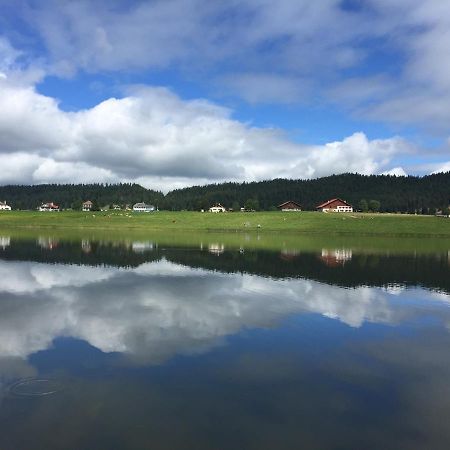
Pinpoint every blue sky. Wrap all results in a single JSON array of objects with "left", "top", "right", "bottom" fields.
[{"left": 0, "top": 0, "right": 449, "bottom": 190}]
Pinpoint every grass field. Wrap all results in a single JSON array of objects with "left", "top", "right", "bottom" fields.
[{"left": 0, "top": 210, "right": 449, "bottom": 237}]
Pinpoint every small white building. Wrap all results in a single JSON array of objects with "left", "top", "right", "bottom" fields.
[
  {"left": 209, "top": 204, "right": 226, "bottom": 213},
  {"left": 39, "top": 202, "right": 60, "bottom": 212},
  {"left": 0, "top": 201, "right": 11, "bottom": 211},
  {"left": 133, "top": 202, "right": 155, "bottom": 212}
]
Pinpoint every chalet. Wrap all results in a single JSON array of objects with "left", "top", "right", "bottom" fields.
[
  {"left": 277, "top": 201, "right": 302, "bottom": 211},
  {"left": 82, "top": 200, "right": 93, "bottom": 211},
  {"left": 38, "top": 202, "right": 60, "bottom": 212},
  {"left": 133, "top": 202, "right": 155, "bottom": 212},
  {"left": 0, "top": 201, "right": 11, "bottom": 211},
  {"left": 209, "top": 204, "right": 226, "bottom": 213},
  {"left": 316, "top": 198, "right": 353, "bottom": 213}
]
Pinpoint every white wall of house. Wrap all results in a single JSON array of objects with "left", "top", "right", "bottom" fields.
[
  {"left": 209, "top": 206, "right": 226, "bottom": 213},
  {"left": 133, "top": 205, "right": 155, "bottom": 212}
]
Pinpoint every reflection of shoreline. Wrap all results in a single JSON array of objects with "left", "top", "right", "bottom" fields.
[{"left": 0, "top": 239, "right": 449, "bottom": 294}]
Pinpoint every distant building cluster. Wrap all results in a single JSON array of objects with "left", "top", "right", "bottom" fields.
[
  {"left": 32, "top": 200, "right": 157, "bottom": 212},
  {"left": 0, "top": 197, "right": 358, "bottom": 213}
]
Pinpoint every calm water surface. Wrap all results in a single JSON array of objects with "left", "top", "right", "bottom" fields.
[{"left": 0, "top": 235, "right": 449, "bottom": 449}]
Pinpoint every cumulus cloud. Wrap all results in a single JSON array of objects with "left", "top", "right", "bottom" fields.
[
  {"left": 431, "top": 162, "right": 450, "bottom": 175},
  {"left": 0, "top": 72, "right": 413, "bottom": 189},
  {"left": 381, "top": 167, "right": 408, "bottom": 177},
  {"left": 1, "top": 0, "right": 450, "bottom": 187},
  {"left": 0, "top": 0, "right": 446, "bottom": 133}
]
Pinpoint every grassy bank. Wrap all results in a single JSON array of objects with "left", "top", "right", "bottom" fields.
[{"left": 0, "top": 210, "right": 449, "bottom": 237}]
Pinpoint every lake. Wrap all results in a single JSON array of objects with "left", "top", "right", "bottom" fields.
[{"left": 0, "top": 233, "right": 449, "bottom": 449}]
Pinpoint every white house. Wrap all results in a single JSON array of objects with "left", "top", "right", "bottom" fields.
[
  {"left": 209, "top": 204, "right": 226, "bottom": 213},
  {"left": 133, "top": 202, "right": 155, "bottom": 212},
  {"left": 39, "top": 202, "right": 60, "bottom": 212},
  {"left": 0, "top": 201, "right": 11, "bottom": 211}
]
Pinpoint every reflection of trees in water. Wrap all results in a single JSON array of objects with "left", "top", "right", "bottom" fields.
[
  {"left": 0, "top": 239, "right": 449, "bottom": 293},
  {"left": 165, "top": 249, "right": 450, "bottom": 294},
  {"left": 0, "top": 239, "right": 162, "bottom": 268}
]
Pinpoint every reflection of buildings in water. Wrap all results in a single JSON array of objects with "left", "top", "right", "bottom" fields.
[
  {"left": 37, "top": 237, "right": 59, "bottom": 250},
  {"left": 208, "top": 243, "right": 224, "bottom": 255},
  {"left": 81, "top": 240, "right": 91, "bottom": 254},
  {"left": 320, "top": 249, "right": 353, "bottom": 267},
  {"left": 0, "top": 237, "right": 10, "bottom": 249},
  {"left": 280, "top": 249, "right": 300, "bottom": 261},
  {"left": 131, "top": 241, "right": 155, "bottom": 253}
]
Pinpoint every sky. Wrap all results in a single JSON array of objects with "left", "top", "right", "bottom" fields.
[{"left": 0, "top": 0, "right": 449, "bottom": 192}]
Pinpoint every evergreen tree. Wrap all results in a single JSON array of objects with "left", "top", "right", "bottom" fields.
[
  {"left": 369, "top": 200, "right": 381, "bottom": 212},
  {"left": 358, "top": 199, "right": 368, "bottom": 212}
]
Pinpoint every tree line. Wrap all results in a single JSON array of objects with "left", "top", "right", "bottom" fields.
[{"left": 0, "top": 172, "right": 449, "bottom": 213}]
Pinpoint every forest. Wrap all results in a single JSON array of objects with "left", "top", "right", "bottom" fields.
[{"left": 0, "top": 172, "right": 449, "bottom": 213}]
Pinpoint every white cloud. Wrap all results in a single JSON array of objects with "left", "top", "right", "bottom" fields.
[
  {"left": 431, "top": 162, "right": 450, "bottom": 175},
  {"left": 220, "top": 73, "right": 312, "bottom": 104},
  {"left": 381, "top": 167, "right": 408, "bottom": 177},
  {"left": 3, "top": 0, "right": 447, "bottom": 132},
  {"left": 0, "top": 73, "right": 413, "bottom": 189}
]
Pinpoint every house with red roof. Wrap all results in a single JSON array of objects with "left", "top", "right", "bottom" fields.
[
  {"left": 316, "top": 198, "right": 353, "bottom": 213},
  {"left": 38, "top": 202, "right": 60, "bottom": 212},
  {"left": 277, "top": 201, "right": 302, "bottom": 211}
]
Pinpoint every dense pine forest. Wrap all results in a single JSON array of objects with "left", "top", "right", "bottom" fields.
[
  {"left": 163, "top": 172, "right": 450, "bottom": 213},
  {"left": 0, "top": 173, "right": 449, "bottom": 213}
]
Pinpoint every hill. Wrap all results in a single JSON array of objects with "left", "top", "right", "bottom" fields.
[
  {"left": 0, "top": 173, "right": 449, "bottom": 212},
  {"left": 163, "top": 172, "right": 450, "bottom": 213}
]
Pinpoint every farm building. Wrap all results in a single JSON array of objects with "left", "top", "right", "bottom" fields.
[
  {"left": 38, "top": 202, "right": 60, "bottom": 212},
  {"left": 209, "top": 204, "right": 226, "bottom": 213},
  {"left": 316, "top": 198, "right": 353, "bottom": 213},
  {"left": 0, "top": 201, "right": 11, "bottom": 211},
  {"left": 133, "top": 202, "right": 155, "bottom": 212},
  {"left": 277, "top": 201, "right": 302, "bottom": 211},
  {"left": 82, "top": 200, "right": 93, "bottom": 211}
]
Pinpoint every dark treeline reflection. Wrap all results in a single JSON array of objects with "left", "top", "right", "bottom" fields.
[{"left": 0, "top": 237, "right": 449, "bottom": 293}]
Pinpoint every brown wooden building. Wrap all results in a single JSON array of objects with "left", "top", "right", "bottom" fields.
[{"left": 277, "top": 201, "right": 302, "bottom": 211}]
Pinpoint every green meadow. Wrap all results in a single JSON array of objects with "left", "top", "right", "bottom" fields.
[{"left": 0, "top": 210, "right": 449, "bottom": 238}]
